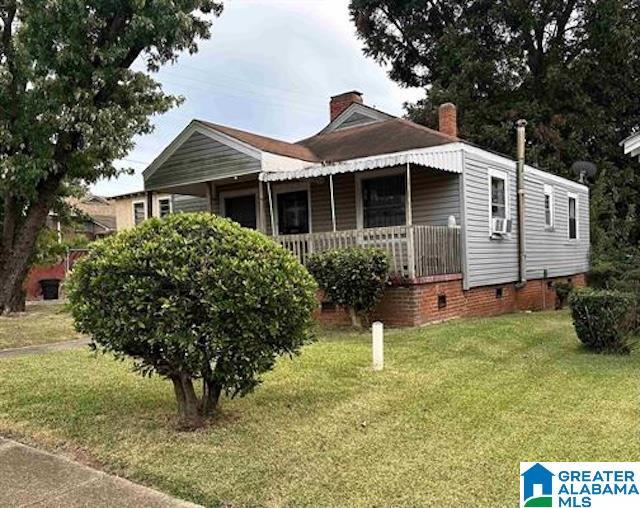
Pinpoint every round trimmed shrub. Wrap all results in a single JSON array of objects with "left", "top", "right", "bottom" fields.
[
  {"left": 67, "top": 213, "right": 318, "bottom": 426},
  {"left": 307, "top": 247, "right": 390, "bottom": 328},
  {"left": 569, "top": 288, "right": 638, "bottom": 354}
]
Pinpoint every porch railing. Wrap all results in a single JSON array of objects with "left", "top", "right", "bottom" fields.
[{"left": 274, "top": 225, "right": 461, "bottom": 278}]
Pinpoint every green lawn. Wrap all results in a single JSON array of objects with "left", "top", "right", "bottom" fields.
[
  {"left": 0, "top": 303, "right": 81, "bottom": 350},
  {"left": 0, "top": 310, "right": 638, "bottom": 507}
]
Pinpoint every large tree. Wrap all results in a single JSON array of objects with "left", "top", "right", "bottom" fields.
[
  {"left": 350, "top": 0, "right": 640, "bottom": 258},
  {"left": 0, "top": 0, "right": 222, "bottom": 313}
]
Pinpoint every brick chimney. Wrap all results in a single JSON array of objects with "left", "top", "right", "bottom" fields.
[
  {"left": 438, "top": 103, "right": 458, "bottom": 138},
  {"left": 330, "top": 91, "right": 363, "bottom": 121}
]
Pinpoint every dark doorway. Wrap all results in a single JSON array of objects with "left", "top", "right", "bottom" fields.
[{"left": 224, "top": 194, "right": 257, "bottom": 229}]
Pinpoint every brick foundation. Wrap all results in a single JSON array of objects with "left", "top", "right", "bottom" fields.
[{"left": 316, "top": 273, "right": 587, "bottom": 328}]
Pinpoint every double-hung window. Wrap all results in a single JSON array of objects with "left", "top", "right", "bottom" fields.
[
  {"left": 544, "top": 184, "right": 554, "bottom": 228},
  {"left": 568, "top": 193, "right": 578, "bottom": 240},
  {"left": 488, "top": 169, "right": 508, "bottom": 236},
  {"left": 361, "top": 173, "right": 406, "bottom": 228},
  {"left": 133, "top": 201, "right": 146, "bottom": 225},
  {"left": 158, "top": 197, "right": 172, "bottom": 218}
]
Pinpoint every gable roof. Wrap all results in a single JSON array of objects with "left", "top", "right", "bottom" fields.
[
  {"left": 194, "top": 117, "right": 456, "bottom": 166},
  {"left": 319, "top": 102, "right": 396, "bottom": 134},
  {"left": 196, "top": 120, "right": 318, "bottom": 162}
]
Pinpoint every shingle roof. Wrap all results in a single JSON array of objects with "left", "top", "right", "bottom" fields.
[
  {"left": 197, "top": 120, "right": 319, "bottom": 162},
  {"left": 197, "top": 117, "right": 456, "bottom": 165},
  {"left": 297, "top": 118, "right": 456, "bottom": 163}
]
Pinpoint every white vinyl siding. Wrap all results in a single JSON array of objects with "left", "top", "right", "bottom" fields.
[
  {"left": 463, "top": 152, "right": 519, "bottom": 288},
  {"left": 523, "top": 171, "right": 589, "bottom": 280}
]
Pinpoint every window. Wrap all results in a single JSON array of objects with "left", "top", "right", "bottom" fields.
[
  {"left": 158, "top": 197, "right": 172, "bottom": 218},
  {"left": 490, "top": 171, "right": 507, "bottom": 220},
  {"left": 224, "top": 194, "right": 257, "bottom": 229},
  {"left": 277, "top": 190, "right": 309, "bottom": 235},
  {"left": 568, "top": 193, "right": 578, "bottom": 240},
  {"left": 543, "top": 184, "right": 554, "bottom": 228},
  {"left": 133, "top": 201, "right": 146, "bottom": 225},
  {"left": 437, "top": 294, "right": 447, "bottom": 309},
  {"left": 361, "top": 174, "right": 406, "bottom": 228}
]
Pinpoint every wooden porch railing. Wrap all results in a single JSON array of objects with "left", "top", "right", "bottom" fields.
[{"left": 274, "top": 225, "right": 461, "bottom": 278}]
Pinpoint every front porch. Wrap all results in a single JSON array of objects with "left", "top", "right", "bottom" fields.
[{"left": 275, "top": 224, "right": 461, "bottom": 278}]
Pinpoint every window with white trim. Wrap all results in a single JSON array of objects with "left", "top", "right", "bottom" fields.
[
  {"left": 361, "top": 174, "right": 406, "bottom": 228},
  {"left": 489, "top": 170, "right": 507, "bottom": 220},
  {"left": 158, "top": 197, "right": 172, "bottom": 218},
  {"left": 568, "top": 193, "right": 578, "bottom": 240},
  {"left": 133, "top": 201, "right": 145, "bottom": 225},
  {"left": 544, "top": 184, "right": 554, "bottom": 228}
]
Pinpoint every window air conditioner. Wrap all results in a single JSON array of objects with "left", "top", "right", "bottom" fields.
[{"left": 492, "top": 217, "right": 512, "bottom": 235}]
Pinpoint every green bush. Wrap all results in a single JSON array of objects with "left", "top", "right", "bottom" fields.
[
  {"left": 569, "top": 288, "right": 638, "bottom": 354},
  {"left": 67, "top": 213, "right": 317, "bottom": 427},
  {"left": 554, "top": 281, "right": 574, "bottom": 309},
  {"left": 307, "top": 247, "right": 389, "bottom": 328}
]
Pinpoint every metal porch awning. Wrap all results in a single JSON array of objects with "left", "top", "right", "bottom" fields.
[{"left": 259, "top": 143, "right": 465, "bottom": 182}]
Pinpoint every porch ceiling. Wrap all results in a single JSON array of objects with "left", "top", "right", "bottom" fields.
[{"left": 259, "top": 143, "right": 465, "bottom": 182}]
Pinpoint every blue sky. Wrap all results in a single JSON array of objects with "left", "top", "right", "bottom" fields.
[{"left": 93, "top": 0, "right": 424, "bottom": 197}]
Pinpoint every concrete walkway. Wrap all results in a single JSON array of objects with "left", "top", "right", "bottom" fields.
[
  {"left": 0, "top": 438, "right": 201, "bottom": 507},
  {"left": 0, "top": 338, "right": 90, "bottom": 359}
]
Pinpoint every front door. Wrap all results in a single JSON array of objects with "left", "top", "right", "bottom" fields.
[{"left": 224, "top": 194, "right": 257, "bottom": 229}]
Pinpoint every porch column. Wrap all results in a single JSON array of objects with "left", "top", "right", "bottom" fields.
[
  {"left": 329, "top": 174, "right": 337, "bottom": 232},
  {"left": 258, "top": 180, "right": 267, "bottom": 233},
  {"left": 266, "top": 181, "right": 277, "bottom": 235},
  {"left": 406, "top": 163, "right": 416, "bottom": 279},
  {"left": 205, "top": 182, "right": 216, "bottom": 214},
  {"left": 146, "top": 191, "right": 154, "bottom": 219}
]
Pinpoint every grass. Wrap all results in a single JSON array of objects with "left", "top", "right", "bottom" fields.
[
  {"left": 0, "top": 310, "right": 638, "bottom": 507},
  {"left": 0, "top": 303, "right": 81, "bottom": 350}
]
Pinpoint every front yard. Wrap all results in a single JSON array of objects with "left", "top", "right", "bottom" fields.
[
  {"left": 0, "top": 303, "right": 81, "bottom": 350},
  {"left": 0, "top": 309, "right": 638, "bottom": 506}
]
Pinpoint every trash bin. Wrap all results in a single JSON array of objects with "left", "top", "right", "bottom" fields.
[{"left": 40, "top": 279, "right": 60, "bottom": 300}]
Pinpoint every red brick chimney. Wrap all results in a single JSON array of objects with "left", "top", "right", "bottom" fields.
[
  {"left": 438, "top": 103, "right": 458, "bottom": 138},
  {"left": 330, "top": 91, "right": 363, "bottom": 121}
]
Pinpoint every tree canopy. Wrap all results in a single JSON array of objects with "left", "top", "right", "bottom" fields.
[
  {"left": 0, "top": 0, "right": 222, "bottom": 312},
  {"left": 350, "top": 0, "right": 640, "bottom": 258}
]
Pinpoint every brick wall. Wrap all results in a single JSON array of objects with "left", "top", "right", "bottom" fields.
[{"left": 315, "top": 273, "right": 587, "bottom": 328}]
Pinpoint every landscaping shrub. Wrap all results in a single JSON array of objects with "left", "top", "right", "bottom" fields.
[
  {"left": 67, "top": 213, "right": 317, "bottom": 427},
  {"left": 569, "top": 288, "right": 638, "bottom": 354},
  {"left": 307, "top": 247, "right": 389, "bottom": 328},
  {"left": 554, "top": 281, "right": 574, "bottom": 309}
]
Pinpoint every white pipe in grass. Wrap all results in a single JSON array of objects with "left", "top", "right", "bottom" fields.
[{"left": 372, "top": 321, "right": 384, "bottom": 371}]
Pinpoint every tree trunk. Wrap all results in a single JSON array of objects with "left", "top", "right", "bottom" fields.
[
  {"left": 200, "top": 355, "right": 223, "bottom": 416},
  {"left": 7, "top": 285, "right": 25, "bottom": 313},
  {"left": 201, "top": 378, "right": 223, "bottom": 417},
  {"left": 349, "top": 308, "right": 362, "bottom": 329},
  {"left": 170, "top": 373, "right": 203, "bottom": 428},
  {"left": 0, "top": 176, "right": 61, "bottom": 314}
]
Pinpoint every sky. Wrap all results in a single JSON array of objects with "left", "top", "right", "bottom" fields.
[{"left": 92, "top": 0, "right": 424, "bottom": 197}]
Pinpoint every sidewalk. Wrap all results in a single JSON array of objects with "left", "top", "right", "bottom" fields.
[
  {"left": 0, "top": 338, "right": 90, "bottom": 359},
  {"left": 0, "top": 438, "right": 202, "bottom": 507}
]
